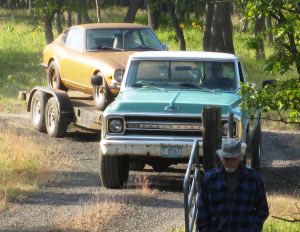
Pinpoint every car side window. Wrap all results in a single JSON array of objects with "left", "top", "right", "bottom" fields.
[
  {"left": 65, "top": 28, "right": 84, "bottom": 51},
  {"left": 238, "top": 61, "right": 245, "bottom": 82}
]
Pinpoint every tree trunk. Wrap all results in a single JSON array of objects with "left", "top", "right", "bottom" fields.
[
  {"left": 254, "top": 15, "right": 266, "bottom": 60},
  {"left": 203, "top": 0, "right": 214, "bottom": 51},
  {"left": 166, "top": 0, "right": 186, "bottom": 50},
  {"left": 76, "top": 11, "right": 82, "bottom": 25},
  {"left": 209, "top": 2, "right": 224, "bottom": 52},
  {"left": 65, "top": 10, "right": 72, "bottom": 27},
  {"left": 54, "top": 13, "right": 63, "bottom": 35},
  {"left": 82, "top": 9, "right": 92, "bottom": 23},
  {"left": 95, "top": 0, "right": 101, "bottom": 23},
  {"left": 146, "top": 0, "right": 159, "bottom": 30},
  {"left": 222, "top": 2, "right": 234, "bottom": 53},
  {"left": 28, "top": 0, "right": 32, "bottom": 14},
  {"left": 265, "top": 16, "right": 273, "bottom": 44},
  {"left": 123, "top": 0, "right": 143, "bottom": 23},
  {"left": 44, "top": 15, "right": 54, "bottom": 44}
]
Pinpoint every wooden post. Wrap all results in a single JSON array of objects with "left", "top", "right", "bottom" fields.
[
  {"left": 228, "top": 112, "right": 234, "bottom": 138},
  {"left": 202, "top": 106, "right": 222, "bottom": 171}
]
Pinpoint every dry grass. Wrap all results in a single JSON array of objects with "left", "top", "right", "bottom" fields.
[
  {"left": 57, "top": 198, "right": 127, "bottom": 232},
  {"left": 0, "top": 128, "right": 51, "bottom": 209}
]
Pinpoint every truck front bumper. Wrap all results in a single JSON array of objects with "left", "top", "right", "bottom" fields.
[{"left": 100, "top": 137, "right": 247, "bottom": 158}]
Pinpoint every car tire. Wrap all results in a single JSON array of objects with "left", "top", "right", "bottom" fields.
[
  {"left": 93, "top": 72, "right": 114, "bottom": 110},
  {"left": 45, "top": 97, "right": 68, "bottom": 138},
  {"left": 100, "top": 153, "right": 129, "bottom": 189},
  {"left": 31, "top": 91, "right": 48, "bottom": 133},
  {"left": 251, "top": 124, "right": 261, "bottom": 170},
  {"left": 48, "top": 61, "right": 67, "bottom": 91}
]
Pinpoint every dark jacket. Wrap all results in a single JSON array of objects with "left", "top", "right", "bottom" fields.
[{"left": 197, "top": 165, "right": 269, "bottom": 232}]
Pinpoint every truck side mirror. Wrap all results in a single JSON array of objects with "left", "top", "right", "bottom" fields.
[{"left": 263, "top": 79, "right": 277, "bottom": 88}]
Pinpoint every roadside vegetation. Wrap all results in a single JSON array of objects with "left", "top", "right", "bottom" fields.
[{"left": 0, "top": 6, "right": 300, "bottom": 231}]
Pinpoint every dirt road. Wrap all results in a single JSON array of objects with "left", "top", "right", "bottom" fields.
[{"left": 0, "top": 113, "right": 299, "bottom": 232}]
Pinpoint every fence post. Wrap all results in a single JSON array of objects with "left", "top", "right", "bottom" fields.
[{"left": 202, "top": 106, "right": 222, "bottom": 171}]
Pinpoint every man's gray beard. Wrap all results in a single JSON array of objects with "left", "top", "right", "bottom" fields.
[{"left": 224, "top": 166, "right": 237, "bottom": 173}]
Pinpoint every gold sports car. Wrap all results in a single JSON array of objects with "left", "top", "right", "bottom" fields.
[{"left": 41, "top": 23, "right": 166, "bottom": 110}]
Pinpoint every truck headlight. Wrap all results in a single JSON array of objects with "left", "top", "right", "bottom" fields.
[{"left": 108, "top": 118, "right": 124, "bottom": 134}]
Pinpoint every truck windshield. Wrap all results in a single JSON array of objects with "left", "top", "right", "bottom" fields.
[{"left": 125, "top": 60, "right": 237, "bottom": 91}]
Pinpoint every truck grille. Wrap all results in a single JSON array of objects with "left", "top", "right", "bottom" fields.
[{"left": 124, "top": 115, "right": 203, "bottom": 137}]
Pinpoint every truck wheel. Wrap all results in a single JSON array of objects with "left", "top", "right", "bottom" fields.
[
  {"left": 45, "top": 97, "right": 68, "bottom": 138},
  {"left": 100, "top": 153, "right": 129, "bottom": 189},
  {"left": 31, "top": 91, "right": 48, "bottom": 133},
  {"left": 251, "top": 124, "right": 261, "bottom": 170},
  {"left": 48, "top": 61, "right": 67, "bottom": 91},
  {"left": 129, "top": 162, "right": 145, "bottom": 171}
]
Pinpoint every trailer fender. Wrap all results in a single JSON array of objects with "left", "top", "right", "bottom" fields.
[{"left": 27, "top": 86, "right": 74, "bottom": 122}]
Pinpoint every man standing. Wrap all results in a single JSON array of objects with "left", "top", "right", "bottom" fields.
[{"left": 197, "top": 138, "right": 269, "bottom": 231}]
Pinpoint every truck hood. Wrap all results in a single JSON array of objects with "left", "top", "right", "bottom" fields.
[{"left": 107, "top": 89, "right": 242, "bottom": 116}]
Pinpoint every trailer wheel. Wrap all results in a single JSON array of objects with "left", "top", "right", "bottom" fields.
[
  {"left": 48, "top": 61, "right": 67, "bottom": 91},
  {"left": 31, "top": 91, "right": 48, "bottom": 132},
  {"left": 251, "top": 124, "right": 261, "bottom": 170},
  {"left": 100, "top": 152, "right": 129, "bottom": 189},
  {"left": 45, "top": 97, "right": 68, "bottom": 138}
]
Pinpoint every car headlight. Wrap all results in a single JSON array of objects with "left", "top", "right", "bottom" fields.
[
  {"left": 108, "top": 118, "right": 124, "bottom": 134},
  {"left": 114, "top": 69, "right": 124, "bottom": 83}
]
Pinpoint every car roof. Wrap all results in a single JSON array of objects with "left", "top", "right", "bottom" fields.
[
  {"left": 130, "top": 51, "right": 239, "bottom": 61},
  {"left": 73, "top": 23, "right": 149, "bottom": 30}
]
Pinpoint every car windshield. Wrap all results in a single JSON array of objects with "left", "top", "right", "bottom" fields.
[
  {"left": 125, "top": 60, "right": 237, "bottom": 91},
  {"left": 86, "top": 28, "right": 163, "bottom": 51}
]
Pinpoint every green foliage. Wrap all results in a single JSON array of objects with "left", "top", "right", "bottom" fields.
[{"left": 241, "top": 80, "right": 300, "bottom": 123}]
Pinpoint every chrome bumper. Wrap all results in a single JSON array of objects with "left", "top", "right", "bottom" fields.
[{"left": 100, "top": 138, "right": 247, "bottom": 158}]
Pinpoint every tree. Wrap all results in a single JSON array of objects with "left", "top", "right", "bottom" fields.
[
  {"left": 203, "top": 0, "right": 234, "bottom": 53},
  {"left": 123, "top": 0, "right": 143, "bottom": 23},
  {"left": 240, "top": 0, "right": 300, "bottom": 124}
]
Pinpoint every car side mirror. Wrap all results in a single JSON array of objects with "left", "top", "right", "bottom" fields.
[
  {"left": 263, "top": 79, "right": 276, "bottom": 88},
  {"left": 91, "top": 74, "right": 103, "bottom": 86}
]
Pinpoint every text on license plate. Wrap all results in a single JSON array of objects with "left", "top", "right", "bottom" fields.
[{"left": 160, "top": 145, "right": 184, "bottom": 158}]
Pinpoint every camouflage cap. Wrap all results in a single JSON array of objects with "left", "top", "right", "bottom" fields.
[{"left": 216, "top": 138, "right": 242, "bottom": 158}]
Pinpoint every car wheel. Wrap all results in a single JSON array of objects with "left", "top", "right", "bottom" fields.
[
  {"left": 100, "top": 152, "right": 129, "bottom": 189},
  {"left": 45, "top": 97, "right": 68, "bottom": 138},
  {"left": 93, "top": 72, "right": 115, "bottom": 110},
  {"left": 31, "top": 91, "right": 48, "bottom": 132},
  {"left": 48, "top": 61, "right": 67, "bottom": 91},
  {"left": 251, "top": 124, "right": 261, "bottom": 170}
]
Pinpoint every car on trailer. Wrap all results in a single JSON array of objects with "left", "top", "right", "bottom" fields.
[
  {"left": 41, "top": 23, "right": 166, "bottom": 110},
  {"left": 99, "top": 51, "right": 262, "bottom": 188}
]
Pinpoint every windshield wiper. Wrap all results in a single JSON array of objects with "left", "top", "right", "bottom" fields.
[
  {"left": 135, "top": 45, "right": 158, "bottom": 50},
  {"left": 131, "top": 81, "right": 167, "bottom": 91},
  {"left": 91, "top": 46, "right": 123, "bottom": 51},
  {"left": 177, "top": 83, "right": 213, "bottom": 92}
]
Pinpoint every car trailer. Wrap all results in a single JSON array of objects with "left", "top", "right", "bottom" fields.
[{"left": 19, "top": 86, "right": 103, "bottom": 138}]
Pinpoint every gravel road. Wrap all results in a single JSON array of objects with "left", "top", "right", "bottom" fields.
[{"left": 0, "top": 113, "right": 299, "bottom": 232}]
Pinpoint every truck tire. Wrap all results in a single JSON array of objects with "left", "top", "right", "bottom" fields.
[
  {"left": 100, "top": 153, "right": 129, "bottom": 189},
  {"left": 31, "top": 91, "right": 48, "bottom": 133},
  {"left": 251, "top": 124, "right": 261, "bottom": 170},
  {"left": 48, "top": 61, "right": 67, "bottom": 91},
  {"left": 45, "top": 97, "right": 68, "bottom": 138},
  {"left": 129, "top": 162, "right": 145, "bottom": 171}
]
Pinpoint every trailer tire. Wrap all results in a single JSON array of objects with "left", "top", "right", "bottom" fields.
[
  {"left": 45, "top": 97, "right": 68, "bottom": 138},
  {"left": 100, "top": 153, "right": 129, "bottom": 189},
  {"left": 251, "top": 124, "right": 261, "bottom": 170},
  {"left": 48, "top": 61, "right": 67, "bottom": 91},
  {"left": 31, "top": 91, "right": 48, "bottom": 133}
]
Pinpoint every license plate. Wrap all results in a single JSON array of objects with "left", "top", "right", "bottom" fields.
[{"left": 161, "top": 145, "right": 183, "bottom": 158}]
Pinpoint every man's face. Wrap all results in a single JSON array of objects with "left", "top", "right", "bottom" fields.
[{"left": 220, "top": 156, "right": 241, "bottom": 173}]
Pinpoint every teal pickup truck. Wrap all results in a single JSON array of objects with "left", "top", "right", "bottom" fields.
[{"left": 99, "top": 51, "right": 261, "bottom": 188}]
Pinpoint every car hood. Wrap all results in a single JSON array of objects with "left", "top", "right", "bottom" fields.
[
  {"left": 87, "top": 51, "right": 136, "bottom": 69},
  {"left": 107, "top": 89, "right": 242, "bottom": 116}
]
